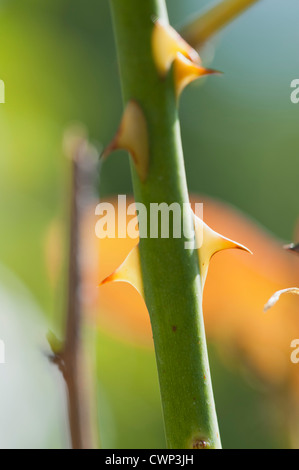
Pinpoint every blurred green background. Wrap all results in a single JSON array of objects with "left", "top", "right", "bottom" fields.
[{"left": 0, "top": 0, "right": 298, "bottom": 448}]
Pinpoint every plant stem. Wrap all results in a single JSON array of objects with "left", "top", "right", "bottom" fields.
[
  {"left": 51, "top": 136, "right": 99, "bottom": 449},
  {"left": 64, "top": 149, "right": 96, "bottom": 449},
  {"left": 181, "top": 0, "right": 259, "bottom": 49},
  {"left": 65, "top": 153, "right": 85, "bottom": 448},
  {"left": 110, "top": 0, "right": 221, "bottom": 449}
]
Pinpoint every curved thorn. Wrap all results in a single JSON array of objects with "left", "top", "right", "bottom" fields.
[
  {"left": 194, "top": 214, "right": 252, "bottom": 286},
  {"left": 99, "top": 244, "right": 144, "bottom": 298},
  {"left": 264, "top": 288, "right": 299, "bottom": 312},
  {"left": 174, "top": 53, "right": 220, "bottom": 97},
  {"left": 152, "top": 19, "right": 201, "bottom": 77},
  {"left": 101, "top": 100, "right": 149, "bottom": 182}
]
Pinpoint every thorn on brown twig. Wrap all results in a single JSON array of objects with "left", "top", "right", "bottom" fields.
[
  {"left": 48, "top": 351, "right": 66, "bottom": 378},
  {"left": 284, "top": 243, "right": 299, "bottom": 255}
]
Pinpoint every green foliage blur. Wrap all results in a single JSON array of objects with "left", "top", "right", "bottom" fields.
[{"left": 0, "top": 0, "right": 298, "bottom": 448}]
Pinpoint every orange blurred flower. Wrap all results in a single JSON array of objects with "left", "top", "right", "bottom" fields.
[{"left": 80, "top": 196, "right": 299, "bottom": 398}]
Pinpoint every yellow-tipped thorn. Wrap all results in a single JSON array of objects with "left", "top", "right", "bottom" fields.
[
  {"left": 101, "top": 100, "right": 149, "bottom": 182},
  {"left": 174, "top": 53, "right": 220, "bottom": 98},
  {"left": 99, "top": 244, "right": 144, "bottom": 298},
  {"left": 194, "top": 214, "right": 252, "bottom": 286},
  {"left": 152, "top": 19, "right": 201, "bottom": 77}
]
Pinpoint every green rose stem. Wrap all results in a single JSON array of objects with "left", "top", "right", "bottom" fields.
[{"left": 109, "top": 0, "right": 221, "bottom": 449}]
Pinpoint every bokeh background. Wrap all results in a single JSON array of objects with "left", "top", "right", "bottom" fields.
[{"left": 0, "top": 0, "right": 299, "bottom": 449}]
